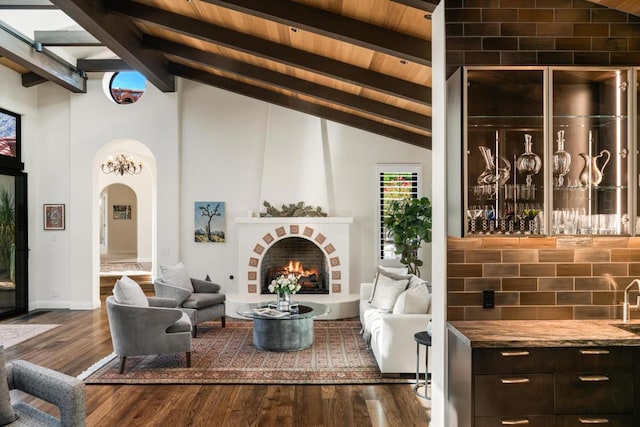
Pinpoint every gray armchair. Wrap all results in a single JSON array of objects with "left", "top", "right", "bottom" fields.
[
  {"left": 106, "top": 295, "right": 192, "bottom": 373},
  {"left": 154, "top": 277, "right": 225, "bottom": 337},
  {"left": 6, "top": 359, "right": 86, "bottom": 426}
]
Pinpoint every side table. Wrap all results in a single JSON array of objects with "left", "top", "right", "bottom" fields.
[{"left": 413, "top": 331, "right": 431, "bottom": 399}]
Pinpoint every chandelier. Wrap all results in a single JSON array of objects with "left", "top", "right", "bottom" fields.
[{"left": 100, "top": 154, "right": 143, "bottom": 176}]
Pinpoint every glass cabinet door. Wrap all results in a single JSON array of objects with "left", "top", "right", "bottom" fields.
[
  {"left": 465, "top": 68, "right": 546, "bottom": 235},
  {"left": 551, "top": 68, "right": 630, "bottom": 235}
]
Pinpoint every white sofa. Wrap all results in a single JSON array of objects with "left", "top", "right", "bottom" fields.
[{"left": 359, "top": 277, "right": 431, "bottom": 375}]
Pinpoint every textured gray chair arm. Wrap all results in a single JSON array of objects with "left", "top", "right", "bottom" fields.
[
  {"left": 153, "top": 280, "right": 192, "bottom": 304},
  {"left": 191, "top": 278, "right": 221, "bottom": 293},
  {"left": 9, "top": 360, "right": 86, "bottom": 426},
  {"left": 148, "top": 296, "right": 179, "bottom": 308}
]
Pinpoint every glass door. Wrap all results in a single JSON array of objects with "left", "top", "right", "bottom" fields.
[
  {"left": 464, "top": 68, "right": 546, "bottom": 235},
  {"left": 551, "top": 68, "right": 631, "bottom": 235},
  {"left": 0, "top": 171, "right": 27, "bottom": 318}
]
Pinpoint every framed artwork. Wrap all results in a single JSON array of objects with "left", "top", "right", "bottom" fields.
[
  {"left": 112, "top": 205, "right": 132, "bottom": 220},
  {"left": 194, "top": 201, "right": 225, "bottom": 242},
  {"left": 43, "top": 204, "right": 65, "bottom": 230}
]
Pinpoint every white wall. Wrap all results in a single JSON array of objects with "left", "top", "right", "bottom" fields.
[
  {"left": 179, "top": 80, "right": 432, "bottom": 295},
  {"left": 105, "top": 184, "right": 137, "bottom": 255},
  {"left": 1, "top": 67, "right": 431, "bottom": 309}
]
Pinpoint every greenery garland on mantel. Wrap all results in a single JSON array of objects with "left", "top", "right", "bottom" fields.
[{"left": 260, "top": 201, "right": 327, "bottom": 217}]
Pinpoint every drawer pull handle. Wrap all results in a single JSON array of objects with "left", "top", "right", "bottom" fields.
[
  {"left": 500, "top": 377, "right": 530, "bottom": 384},
  {"left": 579, "top": 375, "right": 609, "bottom": 382},
  {"left": 501, "top": 420, "right": 530, "bottom": 425},
  {"left": 579, "top": 349, "right": 610, "bottom": 355},
  {"left": 579, "top": 418, "right": 610, "bottom": 424},
  {"left": 500, "top": 351, "right": 530, "bottom": 357}
]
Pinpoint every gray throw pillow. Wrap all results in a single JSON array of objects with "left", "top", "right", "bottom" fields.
[
  {"left": 160, "top": 262, "right": 194, "bottom": 292},
  {"left": 0, "top": 346, "right": 17, "bottom": 425},
  {"left": 113, "top": 275, "right": 149, "bottom": 307},
  {"left": 369, "top": 267, "right": 412, "bottom": 303}
]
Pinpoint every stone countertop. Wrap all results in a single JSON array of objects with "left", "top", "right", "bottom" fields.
[{"left": 448, "top": 319, "right": 640, "bottom": 348}]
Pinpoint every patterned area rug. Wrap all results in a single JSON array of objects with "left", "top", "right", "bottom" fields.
[
  {"left": 0, "top": 324, "right": 60, "bottom": 348},
  {"left": 84, "top": 320, "right": 411, "bottom": 385}
]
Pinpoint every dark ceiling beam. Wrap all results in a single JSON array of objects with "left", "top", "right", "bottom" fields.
[
  {"left": 390, "top": 0, "right": 440, "bottom": 12},
  {"left": 200, "top": 0, "right": 431, "bottom": 66},
  {"left": 77, "top": 58, "right": 132, "bottom": 72},
  {"left": 107, "top": 0, "right": 430, "bottom": 105},
  {"left": 0, "top": 0, "right": 56, "bottom": 9},
  {"left": 21, "top": 72, "right": 47, "bottom": 87},
  {"left": 145, "top": 36, "right": 430, "bottom": 132},
  {"left": 50, "top": 0, "right": 175, "bottom": 92},
  {"left": 0, "top": 20, "right": 85, "bottom": 92},
  {"left": 169, "top": 63, "right": 430, "bottom": 149},
  {"left": 34, "top": 30, "right": 101, "bottom": 46}
]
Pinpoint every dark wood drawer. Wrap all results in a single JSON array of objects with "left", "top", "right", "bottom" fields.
[
  {"left": 474, "top": 374, "right": 554, "bottom": 416},
  {"left": 474, "top": 348, "right": 556, "bottom": 374},
  {"left": 555, "top": 372, "right": 634, "bottom": 414},
  {"left": 555, "top": 414, "right": 634, "bottom": 427},
  {"left": 555, "top": 347, "right": 633, "bottom": 373},
  {"left": 475, "top": 415, "right": 554, "bottom": 427}
]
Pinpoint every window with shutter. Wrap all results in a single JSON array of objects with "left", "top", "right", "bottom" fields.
[{"left": 377, "top": 164, "right": 421, "bottom": 261}]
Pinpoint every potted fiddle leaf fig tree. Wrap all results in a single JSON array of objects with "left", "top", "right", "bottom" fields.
[{"left": 384, "top": 196, "right": 432, "bottom": 277}]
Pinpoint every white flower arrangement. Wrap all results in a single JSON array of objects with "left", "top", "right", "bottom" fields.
[{"left": 268, "top": 273, "right": 301, "bottom": 295}]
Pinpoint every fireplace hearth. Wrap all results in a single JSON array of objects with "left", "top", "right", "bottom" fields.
[{"left": 260, "top": 237, "right": 329, "bottom": 294}]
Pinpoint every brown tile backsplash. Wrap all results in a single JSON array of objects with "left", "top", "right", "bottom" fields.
[
  {"left": 484, "top": 263, "right": 519, "bottom": 277},
  {"left": 447, "top": 236, "right": 640, "bottom": 321},
  {"left": 502, "top": 249, "right": 537, "bottom": 263},
  {"left": 520, "top": 263, "right": 556, "bottom": 277},
  {"left": 538, "top": 249, "right": 574, "bottom": 263},
  {"left": 502, "top": 277, "right": 538, "bottom": 291},
  {"left": 446, "top": 2, "right": 640, "bottom": 73},
  {"left": 466, "top": 249, "right": 501, "bottom": 263}
]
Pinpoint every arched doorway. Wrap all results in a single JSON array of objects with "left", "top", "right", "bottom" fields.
[
  {"left": 100, "top": 183, "right": 138, "bottom": 263},
  {"left": 95, "top": 139, "right": 156, "bottom": 297}
]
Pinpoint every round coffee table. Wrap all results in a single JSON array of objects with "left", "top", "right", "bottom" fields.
[{"left": 236, "top": 301, "right": 330, "bottom": 351}]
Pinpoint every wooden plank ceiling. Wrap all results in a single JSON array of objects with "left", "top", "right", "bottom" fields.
[{"left": 0, "top": 0, "right": 438, "bottom": 149}]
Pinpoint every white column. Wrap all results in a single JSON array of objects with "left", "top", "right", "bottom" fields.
[{"left": 430, "top": 2, "right": 448, "bottom": 426}]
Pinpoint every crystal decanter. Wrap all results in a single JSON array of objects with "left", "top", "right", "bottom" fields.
[
  {"left": 552, "top": 130, "right": 571, "bottom": 187},
  {"left": 515, "top": 134, "right": 542, "bottom": 186},
  {"left": 477, "top": 146, "right": 511, "bottom": 187}
]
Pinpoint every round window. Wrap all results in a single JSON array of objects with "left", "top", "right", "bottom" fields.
[{"left": 108, "top": 71, "right": 146, "bottom": 105}]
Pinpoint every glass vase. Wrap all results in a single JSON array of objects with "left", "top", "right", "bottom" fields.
[{"left": 276, "top": 292, "right": 291, "bottom": 311}]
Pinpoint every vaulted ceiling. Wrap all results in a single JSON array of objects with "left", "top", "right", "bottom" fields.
[
  {"left": 0, "top": 0, "right": 438, "bottom": 149},
  {"left": 1, "top": 1, "right": 638, "bottom": 151}
]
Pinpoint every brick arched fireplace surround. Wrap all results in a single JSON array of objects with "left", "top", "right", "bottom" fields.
[{"left": 230, "top": 217, "right": 358, "bottom": 319}]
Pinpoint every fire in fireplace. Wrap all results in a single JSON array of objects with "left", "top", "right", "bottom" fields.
[{"left": 260, "top": 237, "right": 329, "bottom": 294}]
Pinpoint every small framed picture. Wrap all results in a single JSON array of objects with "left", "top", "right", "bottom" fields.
[{"left": 43, "top": 204, "right": 65, "bottom": 230}]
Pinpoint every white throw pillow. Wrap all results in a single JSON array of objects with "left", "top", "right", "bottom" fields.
[
  {"left": 393, "top": 283, "right": 431, "bottom": 314},
  {"left": 160, "top": 262, "right": 194, "bottom": 292},
  {"left": 407, "top": 276, "right": 432, "bottom": 293},
  {"left": 370, "top": 273, "right": 409, "bottom": 311},
  {"left": 369, "top": 267, "right": 412, "bottom": 303},
  {"left": 113, "top": 275, "right": 149, "bottom": 307},
  {"left": 378, "top": 265, "right": 409, "bottom": 275}
]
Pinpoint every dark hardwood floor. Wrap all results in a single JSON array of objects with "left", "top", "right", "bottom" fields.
[{"left": 1, "top": 305, "right": 431, "bottom": 426}]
